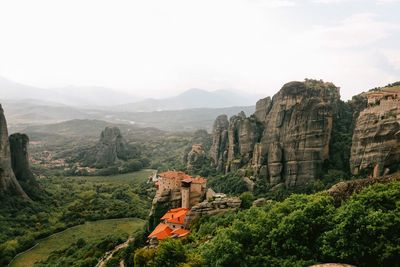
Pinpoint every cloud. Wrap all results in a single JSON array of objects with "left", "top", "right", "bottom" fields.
[
  {"left": 303, "top": 13, "right": 400, "bottom": 48},
  {"left": 312, "top": 0, "right": 399, "bottom": 4},
  {"left": 382, "top": 50, "right": 400, "bottom": 70},
  {"left": 377, "top": 0, "right": 400, "bottom": 4},
  {"left": 250, "top": 0, "right": 297, "bottom": 8},
  {"left": 311, "top": 0, "right": 358, "bottom": 3}
]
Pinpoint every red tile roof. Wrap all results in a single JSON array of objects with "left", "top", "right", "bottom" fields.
[
  {"left": 161, "top": 208, "right": 188, "bottom": 224},
  {"left": 191, "top": 177, "right": 207, "bottom": 184},
  {"left": 158, "top": 171, "right": 192, "bottom": 180},
  {"left": 148, "top": 223, "right": 173, "bottom": 240},
  {"left": 158, "top": 171, "right": 207, "bottom": 184},
  {"left": 171, "top": 228, "right": 190, "bottom": 237}
]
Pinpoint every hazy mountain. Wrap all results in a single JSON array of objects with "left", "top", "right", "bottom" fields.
[
  {"left": 115, "top": 88, "right": 261, "bottom": 112},
  {"left": 5, "top": 98, "right": 255, "bottom": 132},
  {"left": 1, "top": 76, "right": 260, "bottom": 110},
  {"left": 0, "top": 76, "right": 138, "bottom": 107},
  {"left": 20, "top": 119, "right": 165, "bottom": 140}
]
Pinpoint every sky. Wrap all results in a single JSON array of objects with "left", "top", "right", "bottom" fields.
[{"left": 0, "top": 0, "right": 399, "bottom": 100}]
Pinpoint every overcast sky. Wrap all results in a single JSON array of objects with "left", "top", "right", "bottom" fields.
[{"left": 0, "top": 0, "right": 399, "bottom": 100}]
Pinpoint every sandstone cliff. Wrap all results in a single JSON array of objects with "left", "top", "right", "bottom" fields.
[
  {"left": 84, "top": 126, "right": 135, "bottom": 168},
  {"left": 210, "top": 80, "right": 341, "bottom": 187},
  {"left": 350, "top": 87, "right": 400, "bottom": 177},
  {"left": 186, "top": 144, "right": 207, "bottom": 171},
  {"left": 9, "top": 133, "right": 39, "bottom": 197},
  {"left": 0, "top": 104, "right": 29, "bottom": 199},
  {"left": 209, "top": 115, "right": 229, "bottom": 172},
  {"left": 184, "top": 129, "right": 212, "bottom": 172}
]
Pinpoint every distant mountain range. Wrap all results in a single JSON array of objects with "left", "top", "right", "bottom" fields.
[
  {"left": 0, "top": 76, "right": 260, "bottom": 110},
  {"left": 0, "top": 76, "right": 138, "bottom": 107},
  {"left": 116, "top": 88, "right": 260, "bottom": 112},
  {"left": 1, "top": 76, "right": 258, "bottom": 132},
  {"left": 5, "top": 99, "right": 255, "bottom": 133}
]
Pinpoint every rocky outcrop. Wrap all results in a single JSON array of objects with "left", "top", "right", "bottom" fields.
[
  {"left": 226, "top": 112, "right": 262, "bottom": 172},
  {"left": 254, "top": 97, "right": 272, "bottom": 122},
  {"left": 0, "top": 104, "right": 29, "bottom": 199},
  {"left": 350, "top": 89, "right": 400, "bottom": 177},
  {"left": 84, "top": 127, "right": 134, "bottom": 168},
  {"left": 186, "top": 144, "right": 207, "bottom": 171},
  {"left": 327, "top": 171, "right": 400, "bottom": 205},
  {"left": 210, "top": 115, "right": 229, "bottom": 172},
  {"left": 148, "top": 188, "right": 183, "bottom": 230},
  {"left": 9, "top": 133, "right": 39, "bottom": 197},
  {"left": 183, "top": 129, "right": 212, "bottom": 171},
  {"left": 184, "top": 196, "right": 241, "bottom": 227},
  {"left": 210, "top": 80, "right": 340, "bottom": 187}
]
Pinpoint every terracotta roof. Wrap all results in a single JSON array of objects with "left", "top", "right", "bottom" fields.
[
  {"left": 158, "top": 171, "right": 206, "bottom": 184},
  {"left": 161, "top": 208, "right": 189, "bottom": 224},
  {"left": 148, "top": 223, "right": 173, "bottom": 240},
  {"left": 171, "top": 228, "right": 190, "bottom": 237},
  {"left": 182, "top": 178, "right": 193, "bottom": 183},
  {"left": 191, "top": 177, "right": 207, "bottom": 184},
  {"left": 158, "top": 171, "right": 192, "bottom": 180}
]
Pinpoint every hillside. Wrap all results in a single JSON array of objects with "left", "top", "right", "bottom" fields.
[{"left": 5, "top": 99, "right": 255, "bottom": 132}]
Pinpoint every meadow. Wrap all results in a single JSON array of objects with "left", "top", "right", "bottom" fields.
[
  {"left": 0, "top": 170, "right": 155, "bottom": 267},
  {"left": 9, "top": 218, "right": 144, "bottom": 267}
]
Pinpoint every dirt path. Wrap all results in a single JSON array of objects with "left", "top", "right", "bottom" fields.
[{"left": 96, "top": 238, "right": 133, "bottom": 267}]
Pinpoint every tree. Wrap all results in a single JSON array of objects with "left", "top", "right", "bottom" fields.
[{"left": 154, "top": 238, "right": 187, "bottom": 267}]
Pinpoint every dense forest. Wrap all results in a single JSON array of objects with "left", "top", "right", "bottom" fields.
[{"left": 128, "top": 181, "right": 400, "bottom": 267}]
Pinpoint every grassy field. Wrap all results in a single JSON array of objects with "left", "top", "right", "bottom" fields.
[
  {"left": 9, "top": 218, "right": 145, "bottom": 267},
  {"left": 69, "top": 169, "right": 155, "bottom": 185}
]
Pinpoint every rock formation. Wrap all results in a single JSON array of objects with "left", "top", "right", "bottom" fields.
[
  {"left": 0, "top": 104, "right": 29, "bottom": 199},
  {"left": 210, "top": 80, "right": 341, "bottom": 187},
  {"left": 350, "top": 88, "right": 400, "bottom": 177},
  {"left": 9, "top": 133, "right": 39, "bottom": 197},
  {"left": 184, "top": 129, "right": 212, "bottom": 171},
  {"left": 209, "top": 115, "right": 229, "bottom": 172},
  {"left": 186, "top": 144, "right": 207, "bottom": 171},
  {"left": 328, "top": 171, "right": 400, "bottom": 205},
  {"left": 184, "top": 195, "right": 241, "bottom": 227},
  {"left": 85, "top": 127, "right": 134, "bottom": 168}
]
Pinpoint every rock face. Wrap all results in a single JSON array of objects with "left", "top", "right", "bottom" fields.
[
  {"left": 87, "top": 127, "right": 132, "bottom": 168},
  {"left": 9, "top": 133, "right": 39, "bottom": 196},
  {"left": 186, "top": 144, "right": 207, "bottom": 171},
  {"left": 184, "top": 196, "right": 241, "bottom": 227},
  {"left": 210, "top": 80, "right": 340, "bottom": 187},
  {"left": 0, "top": 105, "right": 29, "bottom": 199},
  {"left": 184, "top": 129, "right": 212, "bottom": 171},
  {"left": 209, "top": 115, "right": 229, "bottom": 172},
  {"left": 350, "top": 88, "right": 400, "bottom": 177},
  {"left": 328, "top": 171, "right": 400, "bottom": 205}
]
